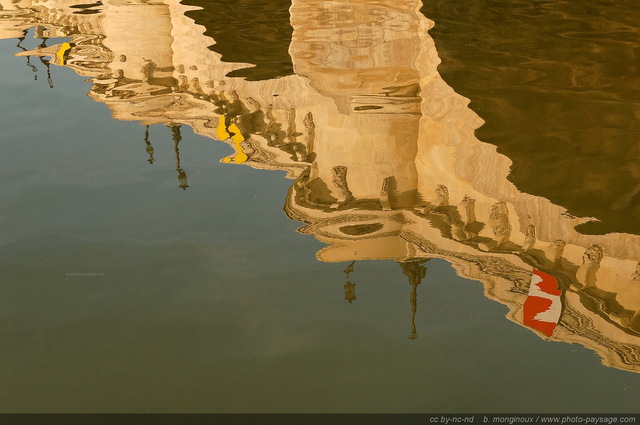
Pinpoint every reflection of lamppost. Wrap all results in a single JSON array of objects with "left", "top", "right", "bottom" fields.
[
  {"left": 34, "top": 27, "right": 54, "bottom": 88},
  {"left": 343, "top": 261, "right": 356, "bottom": 303},
  {"left": 169, "top": 124, "right": 189, "bottom": 190},
  {"left": 176, "top": 167, "right": 189, "bottom": 190},
  {"left": 144, "top": 125, "right": 155, "bottom": 164},
  {"left": 399, "top": 259, "right": 429, "bottom": 340},
  {"left": 16, "top": 32, "right": 38, "bottom": 77},
  {"left": 43, "top": 55, "right": 53, "bottom": 88}
]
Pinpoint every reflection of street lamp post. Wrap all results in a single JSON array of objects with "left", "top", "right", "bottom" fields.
[
  {"left": 144, "top": 125, "right": 155, "bottom": 164},
  {"left": 343, "top": 261, "right": 356, "bottom": 303},
  {"left": 176, "top": 167, "right": 189, "bottom": 190},
  {"left": 16, "top": 32, "right": 38, "bottom": 77},
  {"left": 400, "top": 259, "right": 429, "bottom": 340},
  {"left": 169, "top": 124, "right": 189, "bottom": 190},
  {"left": 33, "top": 27, "right": 54, "bottom": 88}
]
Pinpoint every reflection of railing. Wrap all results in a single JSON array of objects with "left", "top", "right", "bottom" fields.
[{"left": 2, "top": 0, "right": 640, "bottom": 373}]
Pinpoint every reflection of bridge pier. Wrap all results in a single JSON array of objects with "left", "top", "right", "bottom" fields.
[{"left": 2, "top": 0, "right": 640, "bottom": 372}]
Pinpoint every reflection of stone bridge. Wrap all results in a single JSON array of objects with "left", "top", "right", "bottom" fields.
[{"left": 2, "top": 0, "right": 640, "bottom": 372}]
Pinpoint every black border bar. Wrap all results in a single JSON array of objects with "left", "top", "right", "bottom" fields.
[{"left": 0, "top": 414, "right": 638, "bottom": 425}]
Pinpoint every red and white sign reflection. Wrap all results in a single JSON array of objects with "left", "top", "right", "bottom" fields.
[{"left": 523, "top": 269, "right": 562, "bottom": 337}]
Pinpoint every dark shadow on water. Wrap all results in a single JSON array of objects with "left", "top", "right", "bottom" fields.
[
  {"left": 421, "top": 0, "right": 640, "bottom": 235},
  {"left": 181, "top": 0, "right": 294, "bottom": 81}
]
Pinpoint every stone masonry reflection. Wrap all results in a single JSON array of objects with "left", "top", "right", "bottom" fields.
[{"left": 1, "top": 0, "right": 640, "bottom": 372}]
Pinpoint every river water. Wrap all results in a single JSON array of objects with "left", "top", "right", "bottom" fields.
[{"left": 0, "top": 0, "right": 639, "bottom": 413}]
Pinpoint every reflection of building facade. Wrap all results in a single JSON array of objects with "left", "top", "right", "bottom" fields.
[{"left": 2, "top": 0, "right": 640, "bottom": 372}]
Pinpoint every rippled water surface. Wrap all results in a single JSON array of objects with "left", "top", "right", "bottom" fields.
[
  {"left": 1, "top": 0, "right": 639, "bottom": 413},
  {"left": 422, "top": 0, "right": 640, "bottom": 235}
]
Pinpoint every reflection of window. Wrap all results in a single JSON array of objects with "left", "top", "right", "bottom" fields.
[{"left": 338, "top": 223, "right": 384, "bottom": 236}]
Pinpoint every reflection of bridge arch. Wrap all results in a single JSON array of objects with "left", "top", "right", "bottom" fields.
[{"left": 2, "top": 0, "right": 640, "bottom": 372}]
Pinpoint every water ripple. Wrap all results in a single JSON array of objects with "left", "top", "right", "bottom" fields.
[{"left": 422, "top": 0, "right": 640, "bottom": 235}]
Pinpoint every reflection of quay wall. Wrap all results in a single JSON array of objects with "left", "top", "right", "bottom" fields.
[
  {"left": 0, "top": 0, "right": 35, "bottom": 39},
  {"left": 2, "top": 0, "right": 640, "bottom": 372},
  {"left": 285, "top": 0, "right": 640, "bottom": 372},
  {"left": 288, "top": 0, "right": 423, "bottom": 204}
]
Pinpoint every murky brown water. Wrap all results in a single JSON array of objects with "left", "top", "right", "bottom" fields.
[
  {"left": 422, "top": 0, "right": 640, "bottom": 235},
  {"left": 0, "top": 0, "right": 639, "bottom": 413}
]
